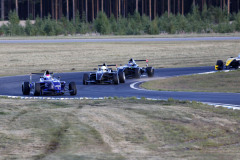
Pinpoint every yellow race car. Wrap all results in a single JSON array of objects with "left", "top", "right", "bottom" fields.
[{"left": 215, "top": 55, "right": 240, "bottom": 70}]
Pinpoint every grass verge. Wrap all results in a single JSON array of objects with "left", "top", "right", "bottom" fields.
[
  {"left": 0, "top": 98, "right": 239, "bottom": 159},
  {"left": 141, "top": 70, "right": 240, "bottom": 93},
  {"left": 0, "top": 40, "right": 240, "bottom": 76}
]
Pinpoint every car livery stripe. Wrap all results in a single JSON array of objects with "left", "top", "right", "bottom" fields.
[{"left": 226, "top": 58, "right": 234, "bottom": 67}]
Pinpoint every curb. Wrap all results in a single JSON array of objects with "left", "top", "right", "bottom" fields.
[{"left": 1, "top": 95, "right": 239, "bottom": 110}]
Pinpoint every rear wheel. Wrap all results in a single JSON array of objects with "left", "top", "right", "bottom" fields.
[
  {"left": 146, "top": 67, "right": 154, "bottom": 77},
  {"left": 134, "top": 68, "right": 141, "bottom": 78},
  {"left": 119, "top": 71, "right": 125, "bottom": 83},
  {"left": 69, "top": 82, "right": 77, "bottom": 95},
  {"left": 22, "top": 82, "right": 30, "bottom": 95},
  {"left": 216, "top": 60, "right": 224, "bottom": 70},
  {"left": 34, "top": 83, "right": 41, "bottom": 96},
  {"left": 232, "top": 60, "right": 239, "bottom": 69},
  {"left": 83, "top": 73, "right": 89, "bottom": 85},
  {"left": 113, "top": 74, "right": 119, "bottom": 85}
]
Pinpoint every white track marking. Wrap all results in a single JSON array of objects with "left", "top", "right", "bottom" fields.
[
  {"left": 130, "top": 81, "right": 147, "bottom": 91},
  {"left": 1, "top": 95, "right": 239, "bottom": 110},
  {"left": 130, "top": 70, "right": 218, "bottom": 91},
  {"left": 129, "top": 70, "right": 240, "bottom": 110},
  {"left": 202, "top": 102, "right": 240, "bottom": 110}
]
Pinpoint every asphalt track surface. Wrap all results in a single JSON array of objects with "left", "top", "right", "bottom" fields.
[
  {"left": 0, "top": 36, "right": 240, "bottom": 44},
  {"left": 1, "top": 37, "right": 240, "bottom": 108},
  {"left": 1, "top": 66, "right": 240, "bottom": 108}
]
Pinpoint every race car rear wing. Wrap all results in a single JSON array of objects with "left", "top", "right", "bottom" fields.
[
  {"left": 135, "top": 59, "right": 149, "bottom": 67},
  {"left": 97, "top": 64, "right": 117, "bottom": 67},
  {"left": 31, "top": 72, "right": 53, "bottom": 75},
  {"left": 96, "top": 64, "right": 118, "bottom": 71}
]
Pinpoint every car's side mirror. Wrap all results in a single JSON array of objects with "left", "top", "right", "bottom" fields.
[{"left": 58, "top": 76, "right": 61, "bottom": 79}]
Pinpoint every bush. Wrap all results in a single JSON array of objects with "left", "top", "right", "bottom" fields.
[
  {"left": 142, "top": 14, "right": 151, "bottom": 33},
  {"left": 159, "top": 13, "right": 177, "bottom": 34},
  {"left": 0, "top": 24, "right": 8, "bottom": 35},
  {"left": 115, "top": 16, "right": 127, "bottom": 35},
  {"left": 94, "top": 12, "right": 111, "bottom": 35},
  {"left": 147, "top": 19, "right": 159, "bottom": 35},
  {"left": 8, "top": 10, "right": 23, "bottom": 36},
  {"left": 235, "top": 12, "right": 240, "bottom": 31},
  {"left": 214, "top": 22, "right": 235, "bottom": 33},
  {"left": 25, "top": 19, "right": 35, "bottom": 36},
  {"left": 175, "top": 14, "right": 188, "bottom": 33},
  {"left": 110, "top": 14, "right": 117, "bottom": 33},
  {"left": 34, "top": 17, "right": 45, "bottom": 35},
  {"left": 9, "top": 10, "right": 19, "bottom": 26}
]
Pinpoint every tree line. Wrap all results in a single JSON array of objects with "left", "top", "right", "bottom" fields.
[
  {"left": 1, "top": 5, "right": 240, "bottom": 36},
  {"left": 0, "top": 0, "right": 239, "bottom": 22}
]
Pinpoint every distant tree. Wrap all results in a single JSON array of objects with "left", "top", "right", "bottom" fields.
[
  {"left": 94, "top": 11, "right": 111, "bottom": 34},
  {"left": 15, "top": 0, "right": 18, "bottom": 16},
  {"left": 1, "top": 0, "right": 4, "bottom": 20}
]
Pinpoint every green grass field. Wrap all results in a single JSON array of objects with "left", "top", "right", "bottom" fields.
[
  {"left": 0, "top": 98, "right": 240, "bottom": 159},
  {"left": 141, "top": 70, "right": 240, "bottom": 93}
]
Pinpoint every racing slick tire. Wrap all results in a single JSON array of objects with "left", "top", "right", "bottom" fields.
[
  {"left": 134, "top": 68, "right": 141, "bottom": 79},
  {"left": 216, "top": 60, "right": 224, "bottom": 70},
  {"left": 83, "top": 73, "right": 89, "bottom": 85},
  {"left": 113, "top": 74, "right": 119, "bottom": 85},
  {"left": 119, "top": 71, "right": 126, "bottom": 83},
  {"left": 232, "top": 60, "right": 239, "bottom": 69},
  {"left": 22, "top": 82, "right": 30, "bottom": 95},
  {"left": 34, "top": 83, "right": 41, "bottom": 96},
  {"left": 69, "top": 82, "right": 77, "bottom": 95},
  {"left": 146, "top": 67, "right": 154, "bottom": 77}
]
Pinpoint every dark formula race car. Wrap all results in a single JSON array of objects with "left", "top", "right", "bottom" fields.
[
  {"left": 22, "top": 70, "right": 77, "bottom": 96},
  {"left": 215, "top": 54, "right": 240, "bottom": 70},
  {"left": 117, "top": 58, "right": 154, "bottom": 79},
  {"left": 83, "top": 63, "right": 125, "bottom": 85}
]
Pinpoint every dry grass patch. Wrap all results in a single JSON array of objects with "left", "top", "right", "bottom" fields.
[
  {"left": 0, "top": 98, "right": 240, "bottom": 159},
  {"left": 141, "top": 70, "right": 240, "bottom": 93},
  {"left": 0, "top": 40, "right": 240, "bottom": 76}
]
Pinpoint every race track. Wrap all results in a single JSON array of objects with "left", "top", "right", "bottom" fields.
[
  {"left": 1, "top": 37, "right": 240, "bottom": 108},
  {"left": 1, "top": 66, "right": 240, "bottom": 108}
]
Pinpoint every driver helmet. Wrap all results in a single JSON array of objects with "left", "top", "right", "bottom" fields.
[
  {"left": 128, "top": 58, "right": 136, "bottom": 66},
  {"left": 44, "top": 70, "right": 51, "bottom": 80},
  {"left": 101, "top": 63, "right": 107, "bottom": 71},
  {"left": 238, "top": 54, "right": 240, "bottom": 58}
]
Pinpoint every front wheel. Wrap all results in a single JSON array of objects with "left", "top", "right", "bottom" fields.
[
  {"left": 83, "top": 73, "right": 89, "bottom": 85},
  {"left": 134, "top": 68, "right": 141, "bottom": 79},
  {"left": 69, "top": 82, "right": 77, "bottom": 95},
  {"left": 34, "top": 83, "right": 41, "bottom": 96},
  {"left": 215, "top": 60, "right": 224, "bottom": 70},
  {"left": 113, "top": 74, "right": 119, "bottom": 85},
  {"left": 119, "top": 71, "right": 125, "bottom": 83},
  {"left": 146, "top": 67, "right": 154, "bottom": 77},
  {"left": 22, "top": 82, "right": 30, "bottom": 95}
]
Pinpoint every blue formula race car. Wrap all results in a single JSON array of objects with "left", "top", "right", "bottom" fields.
[{"left": 22, "top": 70, "right": 77, "bottom": 96}]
